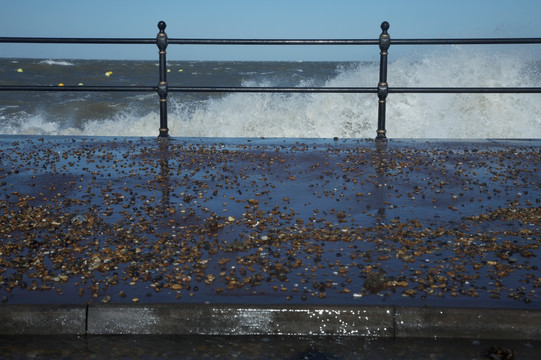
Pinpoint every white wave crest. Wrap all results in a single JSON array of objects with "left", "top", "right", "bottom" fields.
[{"left": 38, "top": 59, "right": 75, "bottom": 66}]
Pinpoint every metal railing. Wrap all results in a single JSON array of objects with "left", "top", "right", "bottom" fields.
[{"left": 1, "top": 21, "right": 541, "bottom": 140}]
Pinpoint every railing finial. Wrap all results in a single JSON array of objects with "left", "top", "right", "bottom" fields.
[
  {"left": 381, "top": 21, "right": 389, "bottom": 34},
  {"left": 158, "top": 21, "right": 166, "bottom": 33},
  {"left": 379, "top": 21, "right": 390, "bottom": 52}
]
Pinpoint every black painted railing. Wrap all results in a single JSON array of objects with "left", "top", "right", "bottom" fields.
[{"left": 1, "top": 21, "right": 541, "bottom": 140}]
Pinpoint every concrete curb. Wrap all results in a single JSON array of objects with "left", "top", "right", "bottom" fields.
[{"left": 1, "top": 304, "right": 540, "bottom": 339}]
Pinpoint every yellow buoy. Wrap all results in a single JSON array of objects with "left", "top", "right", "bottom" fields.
[
  {"left": 16, "top": 68, "right": 23, "bottom": 73},
  {"left": 58, "top": 83, "right": 64, "bottom": 87},
  {"left": 78, "top": 82, "right": 84, "bottom": 86},
  {"left": 105, "top": 71, "right": 113, "bottom": 77},
  {"left": 178, "top": 69, "right": 183, "bottom": 72},
  {"left": 167, "top": 69, "right": 171, "bottom": 72}
]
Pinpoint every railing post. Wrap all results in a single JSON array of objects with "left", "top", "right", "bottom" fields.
[
  {"left": 157, "top": 21, "right": 169, "bottom": 139},
  {"left": 376, "top": 21, "right": 390, "bottom": 142}
]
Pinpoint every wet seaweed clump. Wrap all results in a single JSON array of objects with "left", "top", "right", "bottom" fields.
[
  {"left": 363, "top": 269, "right": 389, "bottom": 293},
  {"left": 486, "top": 346, "right": 515, "bottom": 360}
]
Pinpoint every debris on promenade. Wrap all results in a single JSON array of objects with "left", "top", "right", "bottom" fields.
[{"left": 0, "top": 136, "right": 539, "bottom": 307}]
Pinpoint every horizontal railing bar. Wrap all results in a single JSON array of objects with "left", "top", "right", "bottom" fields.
[
  {"left": 0, "top": 37, "right": 378, "bottom": 45},
  {"left": 390, "top": 87, "right": 541, "bottom": 93},
  {"left": 170, "top": 87, "right": 541, "bottom": 93},
  {"left": 2, "top": 37, "right": 541, "bottom": 46},
  {"left": 391, "top": 38, "right": 541, "bottom": 45},
  {"left": 0, "top": 85, "right": 156, "bottom": 92},
  {"left": 0, "top": 37, "right": 155, "bottom": 44},
  {"left": 167, "top": 39, "right": 379, "bottom": 45},
  {"left": 2, "top": 85, "right": 539, "bottom": 94},
  {"left": 168, "top": 86, "right": 377, "bottom": 93},
  {"left": 0, "top": 85, "right": 376, "bottom": 93},
  {"left": 0, "top": 37, "right": 376, "bottom": 45}
]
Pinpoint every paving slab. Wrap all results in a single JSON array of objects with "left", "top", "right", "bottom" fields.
[
  {"left": 0, "top": 304, "right": 86, "bottom": 335},
  {"left": 395, "top": 306, "right": 541, "bottom": 340},
  {"left": 87, "top": 303, "right": 394, "bottom": 336}
]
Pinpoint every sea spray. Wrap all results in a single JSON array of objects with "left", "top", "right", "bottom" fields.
[{"left": 386, "top": 46, "right": 541, "bottom": 138}]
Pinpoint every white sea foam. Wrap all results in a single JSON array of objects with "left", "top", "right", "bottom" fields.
[
  {"left": 5, "top": 114, "right": 64, "bottom": 135},
  {"left": 2, "top": 47, "right": 540, "bottom": 138},
  {"left": 38, "top": 59, "right": 75, "bottom": 66},
  {"left": 385, "top": 46, "right": 541, "bottom": 138},
  {"left": 165, "top": 47, "right": 541, "bottom": 138}
]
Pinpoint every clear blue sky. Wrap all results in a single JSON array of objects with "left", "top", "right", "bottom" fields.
[{"left": 1, "top": 0, "right": 541, "bottom": 61}]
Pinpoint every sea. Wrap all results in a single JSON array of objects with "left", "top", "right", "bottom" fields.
[{"left": 1, "top": 46, "right": 540, "bottom": 138}]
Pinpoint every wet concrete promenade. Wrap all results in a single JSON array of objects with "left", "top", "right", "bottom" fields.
[{"left": 0, "top": 135, "right": 540, "bottom": 341}]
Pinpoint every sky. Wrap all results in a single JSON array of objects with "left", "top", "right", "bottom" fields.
[{"left": 1, "top": 0, "right": 541, "bottom": 61}]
